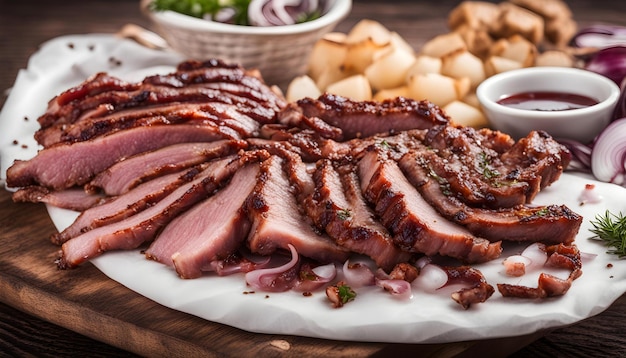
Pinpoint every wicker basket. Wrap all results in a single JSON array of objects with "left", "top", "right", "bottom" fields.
[{"left": 141, "top": 0, "right": 352, "bottom": 87}]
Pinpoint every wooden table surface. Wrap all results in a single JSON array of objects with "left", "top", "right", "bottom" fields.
[{"left": 2, "top": 0, "right": 626, "bottom": 356}]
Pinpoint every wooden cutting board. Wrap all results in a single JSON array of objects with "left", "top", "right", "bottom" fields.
[{"left": 0, "top": 189, "right": 546, "bottom": 357}]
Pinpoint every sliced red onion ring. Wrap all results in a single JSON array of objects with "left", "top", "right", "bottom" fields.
[
  {"left": 584, "top": 46, "right": 626, "bottom": 86},
  {"left": 245, "top": 244, "right": 300, "bottom": 292},
  {"left": 572, "top": 25, "right": 626, "bottom": 49},
  {"left": 294, "top": 262, "right": 337, "bottom": 292},
  {"left": 521, "top": 242, "right": 548, "bottom": 271},
  {"left": 613, "top": 78, "right": 626, "bottom": 121},
  {"left": 559, "top": 139, "right": 593, "bottom": 170},
  {"left": 248, "top": 0, "right": 324, "bottom": 26},
  {"left": 591, "top": 117, "right": 626, "bottom": 185},
  {"left": 580, "top": 251, "right": 598, "bottom": 264}
]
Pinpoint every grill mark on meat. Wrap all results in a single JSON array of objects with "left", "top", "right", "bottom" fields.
[
  {"left": 306, "top": 159, "right": 411, "bottom": 271},
  {"left": 37, "top": 102, "right": 261, "bottom": 147},
  {"left": 358, "top": 147, "right": 502, "bottom": 263},
  {"left": 87, "top": 140, "right": 247, "bottom": 196},
  {"left": 11, "top": 186, "right": 106, "bottom": 212},
  {"left": 295, "top": 94, "right": 449, "bottom": 140},
  {"left": 398, "top": 150, "right": 582, "bottom": 244},
  {"left": 422, "top": 125, "right": 529, "bottom": 208},
  {"left": 165, "top": 60, "right": 286, "bottom": 111},
  {"left": 52, "top": 166, "right": 205, "bottom": 245},
  {"left": 277, "top": 103, "right": 344, "bottom": 140},
  {"left": 499, "top": 130, "right": 571, "bottom": 196},
  {"left": 39, "top": 73, "right": 139, "bottom": 127},
  {"left": 6, "top": 124, "right": 239, "bottom": 190},
  {"left": 423, "top": 126, "right": 570, "bottom": 208},
  {"left": 146, "top": 163, "right": 260, "bottom": 279},
  {"left": 37, "top": 61, "right": 285, "bottom": 137},
  {"left": 245, "top": 155, "right": 350, "bottom": 264},
  {"left": 57, "top": 151, "right": 267, "bottom": 269}
]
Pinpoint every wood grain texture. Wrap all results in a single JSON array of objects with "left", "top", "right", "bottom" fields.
[{"left": 2, "top": 0, "right": 626, "bottom": 356}]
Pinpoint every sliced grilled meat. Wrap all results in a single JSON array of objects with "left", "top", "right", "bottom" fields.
[
  {"left": 358, "top": 147, "right": 502, "bottom": 263},
  {"left": 87, "top": 139, "right": 247, "bottom": 196},
  {"left": 146, "top": 162, "right": 260, "bottom": 279},
  {"left": 245, "top": 155, "right": 350, "bottom": 264},
  {"left": 307, "top": 159, "right": 411, "bottom": 271},
  {"left": 6, "top": 124, "right": 238, "bottom": 190},
  {"left": 57, "top": 151, "right": 267, "bottom": 269},
  {"left": 52, "top": 166, "right": 205, "bottom": 245},
  {"left": 290, "top": 94, "right": 449, "bottom": 140},
  {"left": 398, "top": 150, "right": 582, "bottom": 244}
]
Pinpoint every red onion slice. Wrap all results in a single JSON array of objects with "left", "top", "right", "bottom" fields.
[
  {"left": 245, "top": 244, "right": 300, "bottom": 292},
  {"left": 521, "top": 242, "right": 548, "bottom": 271},
  {"left": 591, "top": 117, "right": 626, "bottom": 185},
  {"left": 294, "top": 262, "right": 337, "bottom": 292},
  {"left": 584, "top": 46, "right": 626, "bottom": 86},
  {"left": 572, "top": 25, "right": 626, "bottom": 49}
]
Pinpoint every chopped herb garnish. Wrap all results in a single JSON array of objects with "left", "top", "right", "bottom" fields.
[
  {"left": 478, "top": 152, "right": 500, "bottom": 180},
  {"left": 337, "top": 208, "right": 352, "bottom": 221},
  {"left": 589, "top": 210, "right": 626, "bottom": 258},
  {"left": 337, "top": 283, "right": 357, "bottom": 304}
]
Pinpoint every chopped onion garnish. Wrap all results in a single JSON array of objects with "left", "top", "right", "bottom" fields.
[
  {"left": 294, "top": 262, "right": 337, "bottom": 292},
  {"left": 579, "top": 183, "right": 603, "bottom": 204},
  {"left": 521, "top": 242, "right": 548, "bottom": 271},
  {"left": 502, "top": 255, "right": 531, "bottom": 277},
  {"left": 412, "top": 264, "right": 448, "bottom": 292},
  {"left": 245, "top": 244, "right": 300, "bottom": 292},
  {"left": 376, "top": 279, "right": 413, "bottom": 300},
  {"left": 591, "top": 117, "right": 626, "bottom": 185},
  {"left": 342, "top": 259, "right": 375, "bottom": 288}
]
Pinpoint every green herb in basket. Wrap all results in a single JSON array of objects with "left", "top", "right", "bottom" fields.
[{"left": 151, "top": 0, "right": 251, "bottom": 26}]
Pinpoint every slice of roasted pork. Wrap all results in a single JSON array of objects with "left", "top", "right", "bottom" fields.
[
  {"left": 398, "top": 150, "right": 582, "bottom": 244},
  {"left": 287, "top": 94, "right": 449, "bottom": 140},
  {"left": 52, "top": 166, "right": 205, "bottom": 245},
  {"left": 87, "top": 139, "right": 247, "bottom": 196},
  {"left": 358, "top": 147, "right": 502, "bottom": 263},
  {"left": 146, "top": 162, "right": 260, "bottom": 279},
  {"left": 306, "top": 160, "right": 412, "bottom": 271},
  {"left": 38, "top": 59, "right": 285, "bottom": 133},
  {"left": 57, "top": 151, "right": 267, "bottom": 269},
  {"left": 37, "top": 102, "right": 262, "bottom": 147},
  {"left": 422, "top": 125, "right": 571, "bottom": 208},
  {"left": 245, "top": 155, "right": 350, "bottom": 264},
  {"left": 6, "top": 124, "right": 239, "bottom": 190},
  {"left": 11, "top": 186, "right": 105, "bottom": 211}
]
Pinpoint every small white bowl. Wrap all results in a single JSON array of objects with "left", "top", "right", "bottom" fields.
[
  {"left": 476, "top": 67, "right": 621, "bottom": 143},
  {"left": 141, "top": 0, "right": 352, "bottom": 87}
]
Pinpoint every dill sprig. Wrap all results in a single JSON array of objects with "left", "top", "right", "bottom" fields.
[{"left": 589, "top": 210, "right": 626, "bottom": 258}]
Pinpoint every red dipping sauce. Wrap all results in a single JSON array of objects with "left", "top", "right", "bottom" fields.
[{"left": 497, "top": 91, "right": 599, "bottom": 111}]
